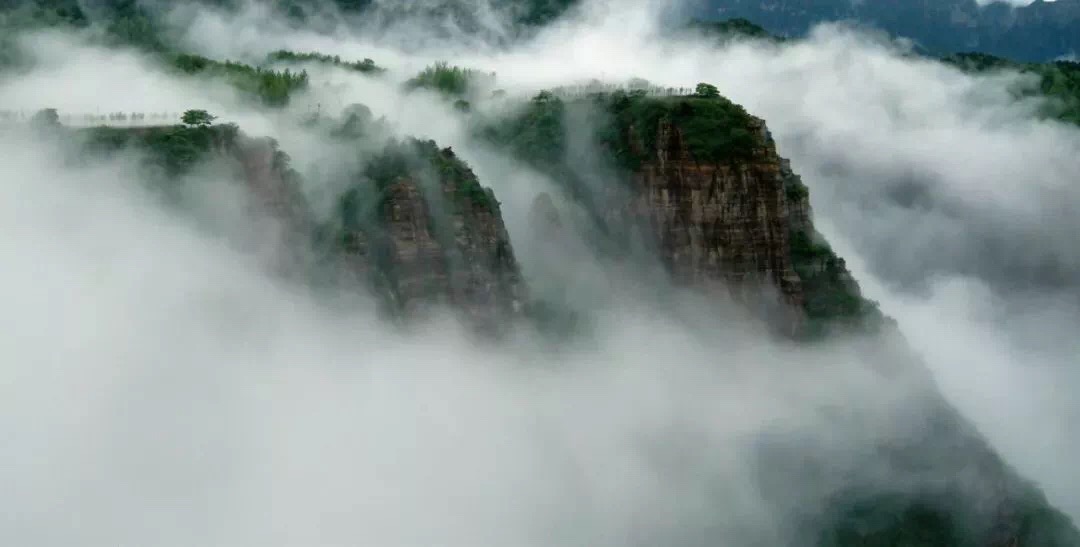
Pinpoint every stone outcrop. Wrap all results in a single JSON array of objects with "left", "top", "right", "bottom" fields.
[
  {"left": 333, "top": 140, "right": 525, "bottom": 330},
  {"left": 484, "top": 90, "right": 882, "bottom": 334},
  {"left": 616, "top": 115, "right": 807, "bottom": 330},
  {"left": 75, "top": 112, "right": 1079, "bottom": 545},
  {"left": 234, "top": 136, "right": 310, "bottom": 226},
  {"left": 606, "top": 103, "right": 881, "bottom": 336},
  {"left": 610, "top": 102, "right": 1078, "bottom": 545},
  {"left": 484, "top": 89, "right": 1080, "bottom": 544},
  {"left": 75, "top": 126, "right": 525, "bottom": 330}
]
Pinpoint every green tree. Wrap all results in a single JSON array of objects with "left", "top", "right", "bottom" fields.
[
  {"left": 30, "top": 108, "right": 60, "bottom": 127},
  {"left": 695, "top": 82, "right": 720, "bottom": 98},
  {"left": 181, "top": 109, "right": 216, "bottom": 127}
]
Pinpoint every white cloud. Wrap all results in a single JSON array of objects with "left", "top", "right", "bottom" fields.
[{"left": 2, "top": 0, "right": 1079, "bottom": 542}]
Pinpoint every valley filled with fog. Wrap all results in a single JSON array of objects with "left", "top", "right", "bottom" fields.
[{"left": 1, "top": 0, "right": 1078, "bottom": 545}]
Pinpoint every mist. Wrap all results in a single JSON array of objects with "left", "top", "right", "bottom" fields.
[
  {"left": 0, "top": 123, "right": 945, "bottom": 545},
  {"left": 1, "top": 0, "right": 1079, "bottom": 543}
]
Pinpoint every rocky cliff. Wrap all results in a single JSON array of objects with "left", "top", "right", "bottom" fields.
[
  {"left": 616, "top": 116, "right": 805, "bottom": 327},
  {"left": 483, "top": 88, "right": 1079, "bottom": 545},
  {"left": 75, "top": 124, "right": 525, "bottom": 330},
  {"left": 67, "top": 102, "right": 1079, "bottom": 544},
  {"left": 330, "top": 138, "right": 525, "bottom": 330},
  {"left": 485, "top": 90, "right": 882, "bottom": 336}
]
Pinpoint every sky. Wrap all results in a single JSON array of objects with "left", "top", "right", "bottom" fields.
[{"left": 0, "top": 0, "right": 1078, "bottom": 544}]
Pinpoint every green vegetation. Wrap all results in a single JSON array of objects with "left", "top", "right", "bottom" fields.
[
  {"left": 598, "top": 89, "right": 758, "bottom": 169},
  {"left": 488, "top": 85, "right": 866, "bottom": 337},
  {"left": 477, "top": 90, "right": 612, "bottom": 229},
  {"left": 784, "top": 175, "right": 810, "bottom": 202},
  {"left": 434, "top": 145, "right": 498, "bottom": 211},
  {"left": 101, "top": 6, "right": 167, "bottom": 52},
  {"left": 0, "top": 0, "right": 89, "bottom": 33},
  {"left": 331, "top": 137, "right": 501, "bottom": 305},
  {"left": 0, "top": 0, "right": 167, "bottom": 52},
  {"left": 483, "top": 87, "right": 881, "bottom": 337},
  {"left": 694, "top": 82, "right": 720, "bottom": 98},
  {"left": 480, "top": 90, "right": 566, "bottom": 169},
  {"left": 181, "top": 109, "right": 216, "bottom": 127},
  {"left": 500, "top": 0, "right": 578, "bottom": 27},
  {"left": 172, "top": 54, "right": 309, "bottom": 107},
  {"left": 0, "top": 42, "right": 17, "bottom": 73},
  {"left": 686, "top": 17, "right": 782, "bottom": 43},
  {"left": 478, "top": 85, "right": 762, "bottom": 254},
  {"left": 397, "top": 139, "right": 496, "bottom": 211},
  {"left": 816, "top": 488, "right": 1080, "bottom": 546},
  {"left": 788, "top": 228, "right": 884, "bottom": 337},
  {"left": 944, "top": 52, "right": 1080, "bottom": 126},
  {"left": 80, "top": 118, "right": 239, "bottom": 178},
  {"left": 405, "top": 62, "right": 494, "bottom": 98},
  {"left": 340, "top": 138, "right": 498, "bottom": 233},
  {"left": 275, "top": 0, "right": 579, "bottom": 31},
  {"left": 818, "top": 496, "right": 961, "bottom": 547},
  {"left": 483, "top": 85, "right": 757, "bottom": 172},
  {"left": 325, "top": 103, "right": 385, "bottom": 141},
  {"left": 266, "top": 50, "right": 385, "bottom": 74},
  {"left": 30, "top": 107, "right": 60, "bottom": 128}
]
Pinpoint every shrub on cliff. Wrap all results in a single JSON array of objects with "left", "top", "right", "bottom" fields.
[
  {"left": 788, "top": 228, "right": 885, "bottom": 336},
  {"left": 694, "top": 82, "right": 720, "bottom": 98},
  {"left": 172, "top": 54, "right": 309, "bottom": 107},
  {"left": 352, "top": 138, "right": 498, "bottom": 213},
  {"left": 80, "top": 122, "right": 239, "bottom": 178},
  {"left": 30, "top": 107, "right": 60, "bottom": 128},
  {"left": 479, "top": 90, "right": 566, "bottom": 168},
  {"left": 405, "top": 62, "right": 495, "bottom": 99},
  {"left": 181, "top": 109, "right": 216, "bottom": 127},
  {"left": 600, "top": 89, "right": 757, "bottom": 168},
  {"left": 266, "top": 50, "right": 385, "bottom": 74},
  {"left": 945, "top": 52, "right": 1080, "bottom": 126}
]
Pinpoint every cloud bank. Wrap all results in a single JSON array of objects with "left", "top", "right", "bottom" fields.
[{"left": 1, "top": 0, "right": 1079, "bottom": 542}]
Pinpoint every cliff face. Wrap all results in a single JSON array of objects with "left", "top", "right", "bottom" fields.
[
  {"left": 76, "top": 126, "right": 525, "bottom": 330},
  {"left": 615, "top": 105, "right": 1079, "bottom": 546},
  {"left": 485, "top": 90, "right": 1080, "bottom": 545},
  {"left": 71, "top": 111, "right": 1078, "bottom": 545},
  {"left": 608, "top": 104, "right": 1079, "bottom": 546},
  {"left": 484, "top": 90, "right": 883, "bottom": 334},
  {"left": 333, "top": 139, "right": 525, "bottom": 330},
  {"left": 616, "top": 116, "right": 807, "bottom": 329},
  {"left": 590, "top": 92, "right": 883, "bottom": 335}
]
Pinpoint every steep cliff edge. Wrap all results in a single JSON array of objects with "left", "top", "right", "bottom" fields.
[
  {"left": 615, "top": 115, "right": 806, "bottom": 328},
  {"left": 482, "top": 89, "right": 1080, "bottom": 545},
  {"left": 62, "top": 104, "right": 1079, "bottom": 544},
  {"left": 484, "top": 89, "right": 884, "bottom": 336},
  {"left": 74, "top": 123, "right": 524, "bottom": 330},
  {"left": 327, "top": 138, "right": 525, "bottom": 330}
]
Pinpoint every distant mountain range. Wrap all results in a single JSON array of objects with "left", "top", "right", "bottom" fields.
[{"left": 696, "top": 0, "right": 1080, "bottom": 61}]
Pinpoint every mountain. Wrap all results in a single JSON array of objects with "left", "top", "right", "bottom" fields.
[
  {"left": 478, "top": 87, "right": 882, "bottom": 338},
  {"left": 697, "top": 0, "right": 1080, "bottom": 61},
  {"left": 682, "top": 17, "right": 1080, "bottom": 129},
  {"left": 0, "top": 0, "right": 580, "bottom": 56},
  {"left": 3, "top": 3, "right": 1080, "bottom": 545},
  {"left": 29, "top": 73, "right": 1077, "bottom": 541},
  {"left": 69, "top": 116, "right": 527, "bottom": 332}
]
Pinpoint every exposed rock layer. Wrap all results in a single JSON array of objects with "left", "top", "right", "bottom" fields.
[
  {"left": 333, "top": 141, "right": 525, "bottom": 330},
  {"left": 76, "top": 126, "right": 525, "bottom": 330},
  {"left": 618, "top": 117, "right": 807, "bottom": 329}
]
